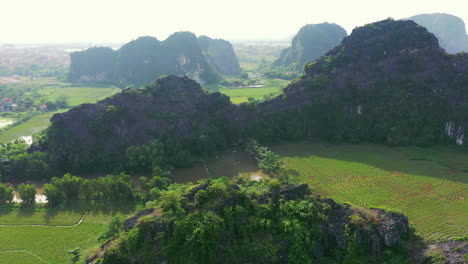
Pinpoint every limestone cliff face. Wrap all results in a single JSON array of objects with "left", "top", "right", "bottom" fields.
[
  {"left": 69, "top": 47, "right": 116, "bottom": 83},
  {"left": 198, "top": 35, "right": 241, "bottom": 76},
  {"left": 69, "top": 32, "right": 225, "bottom": 86},
  {"left": 409, "top": 13, "right": 468, "bottom": 54},
  {"left": 273, "top": 22, "right": 347, "bottom": 70}
]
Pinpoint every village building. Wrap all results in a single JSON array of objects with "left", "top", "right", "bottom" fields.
[
  {"left": 39, "top": 104, "right": 48, "bottom": 112},
  {"left": 1, "top": 98, "right": 17, "bottom": 111}
]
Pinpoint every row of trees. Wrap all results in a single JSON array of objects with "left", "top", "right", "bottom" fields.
[
  {"left": 0, "top": 182, "right": 36, "bottom": 205},
  {"left": 245, "top": 139, "right": 299, "bottom": 182},
  {"left": 44, "top": 173, "right": 135, "bottom": 206}
]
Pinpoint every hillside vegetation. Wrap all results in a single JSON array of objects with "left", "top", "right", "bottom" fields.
[{"left": 89, "top": 177, "right": 413, "bottom": 264}]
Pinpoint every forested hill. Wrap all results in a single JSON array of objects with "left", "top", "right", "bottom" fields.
[
  {"left": 35, "top": 19, "right": 467, "bottom": 176},
  {"left": 69, "top": 32, "right": 240, "bottom": 86},
  {"left": 42, "top": 76, "right": 244, "bottom": 173},
  {"left": 257, "top": 18, "right": 468, "bottom": 147},
  {"left": 87, "top": 179, "right": 412, "bottom": 264},
  {"left": 409, "top": 13, "right": 468, "bottom": 54},
  {"left": 273, "top": 22, "right": 347, "bottom": 70}
]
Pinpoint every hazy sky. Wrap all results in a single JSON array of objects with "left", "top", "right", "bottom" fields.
[{"left": 2, "top": 0, "right": 468, "bottom": 44}]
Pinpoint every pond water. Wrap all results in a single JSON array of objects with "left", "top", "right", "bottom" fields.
[
  {"left": 0, "top": 118, "right": 14, "bottom": 129},
  {"left": 171, "top": 150, "right": 266, "bottom": 183}
]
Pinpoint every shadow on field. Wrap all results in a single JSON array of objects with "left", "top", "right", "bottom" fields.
[
  {"left": 171, "top": 151, "right": 260, "bottom": 183},
  {"left": 42, "top": 200, "right": 138, "bottom": 223},
  {"left": 271, "top": 142, "right": 468, "bottom": 184}
]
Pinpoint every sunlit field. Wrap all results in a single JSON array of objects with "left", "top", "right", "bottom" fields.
[{"left": 273, "top": 142, "right": 468, "bottom": 241}]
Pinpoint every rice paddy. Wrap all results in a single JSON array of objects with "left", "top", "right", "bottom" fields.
[{"left": 272, "top": 142, "right": 468, "bottom": 241}]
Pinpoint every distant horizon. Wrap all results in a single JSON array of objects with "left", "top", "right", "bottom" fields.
[{"left": 1, "top": 0, "right": 468, "bottom": 44}]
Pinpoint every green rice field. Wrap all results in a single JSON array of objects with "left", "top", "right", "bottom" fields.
[
  {"left": 37, "top": 85, "right": 120, "bottom": 107},
  {"left": 0, "top": 111, "right": 64, "bottom": 143},
  {"left": 272, "top": 143, "right": 468, "bottom": 241},
  {"left": 0, "top": 202, "right": 140, "bottom": 264},
  {"left": 219, "top": 78, "right": 288, "bottom": 104}
]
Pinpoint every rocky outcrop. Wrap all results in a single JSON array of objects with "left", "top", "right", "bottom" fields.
[
  {"left": 424, "top": 240, "right": 468, "bottom": 264},
  {"left": 409, "top": 13, "right": 468, "bottom": 53},
  {"left": 198, "top": 36, "right": 241, "bottom": 76},
  {"left": 123, "top": 208, "right": 155, "bottom": 230},
  {"left": 89, "top": 182, "right": 411, "bottom": 263},
  {"left": 273, "top": 22, "right": 347, "bottom": 70},
  {"left": 69, "top": 32, "right": 228, "bottom": 86}
]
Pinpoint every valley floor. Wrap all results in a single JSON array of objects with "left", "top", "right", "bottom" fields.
[
  {"left": 1, "top": 143, "right": 466, "bottom": 263},
  {"left": 0, "top": 202, "right": 140, "bottom": 264}
]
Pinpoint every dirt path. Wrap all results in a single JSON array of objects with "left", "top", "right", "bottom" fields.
[
  {"left": 0, "top": 212, "right": 86, "bottom": 227},
  {"left": 0, "top": 249, "right": 49, "bottom": 263}
]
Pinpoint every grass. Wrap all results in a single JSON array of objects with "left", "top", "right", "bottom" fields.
[
  {"left": 219, "top": 78, "right": 289, "bottom": 104},
  {"left": 0, "top": 251, "right": 48, "bottom": 264},
  {"left": 37, "top": 85, "right": 120, "bottom": 106},
  {"left": 272, "top": 143, "right": 468, "bottom": 241},
  {"left": 0, "top": 111, "right": 65, "bottom": 143},
  {"left": 0, "top": 201, "right": 140, "bottom": 264},
  {"left": 0, "top": 78, "right": 120, "bottom": 143}
]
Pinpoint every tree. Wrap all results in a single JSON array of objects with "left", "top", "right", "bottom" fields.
[
  {"left": 98, "top": 217, "right": 123, "bottom": 241},
  {"left": 68, "top": 247, "right": 82, "bottom": 264},
  {"left": 43, "top": 183, "right": 64, "bottom": 207},
  {"left": 18, "top": 184, "right": 36, "bottom": 205},
  {"left": 50, "top": 173, "right": 83, "bottom": 200},
  {"left": 0, "top": 183, "right": 14, "bottom": 204},
  {"left": 46, "top": 100, "right": 57, "bottom": 111},
  {"left": 55, "top": 95, "right": 69, "bottom": 109}
]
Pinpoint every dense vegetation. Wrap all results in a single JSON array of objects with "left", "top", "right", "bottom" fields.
[
  {"left": 91, "top": 175, "right": 413, "bottom": 264},
  {"left": 69, "top": 32, "right": 241, "bottom": 86}
]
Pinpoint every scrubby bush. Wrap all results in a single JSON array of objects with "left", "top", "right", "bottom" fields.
[{"left": 18, "top": 184, "right": 36, "bottom": 205}]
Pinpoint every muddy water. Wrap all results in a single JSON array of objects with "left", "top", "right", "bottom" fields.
[{"left": 171, "top": 151, "right": 267, "bottom": 183}]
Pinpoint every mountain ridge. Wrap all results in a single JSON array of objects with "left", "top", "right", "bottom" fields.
[{"left": 69, "top": 32, "right": 240, "bottom": 86}]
